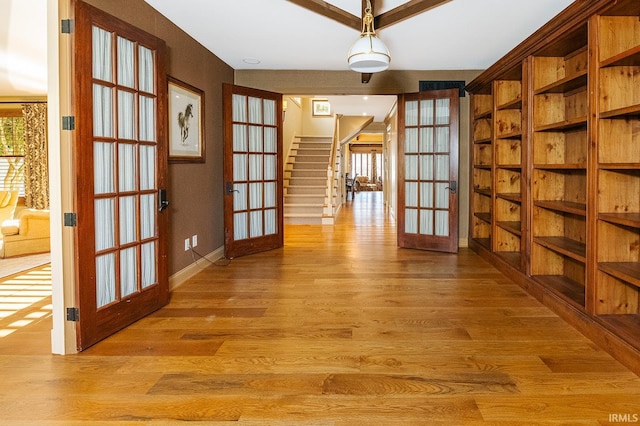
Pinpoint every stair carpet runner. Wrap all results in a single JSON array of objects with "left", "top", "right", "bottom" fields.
[{"left": 284, "top": 136, "right": 332, "bottom": 225}]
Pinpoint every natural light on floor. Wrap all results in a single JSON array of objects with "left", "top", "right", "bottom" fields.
[{"left": 0, "top": 266, "right": 52, "bottom": 337}]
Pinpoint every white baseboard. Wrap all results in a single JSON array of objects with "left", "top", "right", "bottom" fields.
[
  {"left": 169, "top": 246, "right": 225, "bottom": 291},
  {"left": 459, "top": 238, "right": 469, "bottom": 248}
]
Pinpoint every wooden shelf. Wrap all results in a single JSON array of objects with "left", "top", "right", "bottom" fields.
[
  {"left": 599, "top": 163, "right": 640, "bottom": 170},
  {"left": 599, "top": 262, "right": 640, "bottom": 289},
  {"left": 600, "top": 44, "right": 640, "bottom": 68},
  {"left": 534, "top": 71, "right": 587, "bottom": 95},
  {"left": 472, "top": 237, "right": 491, "bottom": 250},
  {"left": 496, "top": 251, "right": 522, "bottom": 269},
  {"left": 474, "top": 212, "right": 492, "bottom": 224},
  {"left": 474, "top": 137, "right": 492, "bottom": 144},
  {"left": 534, "top": 275, "right": 585, "bottom": 309},
  {"left": 474, "top": 110, "right": 492, "bottom": 120},
  {"left": 534, "top": 200, "right": 586, "bottom": 216},
  {"left": 597, "top": 315, "right": 640, "bottom": 352},
  {"left": 534, "top": 163, "right": 586, "bottom": 170},
  {"left": 496, "top": 164, "right": 522, "bottom": 171},
  {"left": 474, "top": 187, "right": 491, "bottom": 197},
  {"left": 534, "top": 236, "right": 586, "bottom": 262},
  {"left": 474, "top": 164, "right": 491, "bottom": 170},
  {"left": 600, "top": 104, "right": 640, "bottom": 119},
  {"left": 496, "top": 192, "right": 522, "bottom": 203},
  {"left": 496, "top": 220, "right": 521, "bottom": 236},
  {"left": 495, "top": 130, "right": 522, "bottom": 139},
  {"left": 496, "top": 97, "right": 522, "bottom": 110},
  {"left": 534, "top": 116, "right": 587, "bottom": 132},
  {"left": 598, "top": 213, "right": 640, "bottom": 228}
]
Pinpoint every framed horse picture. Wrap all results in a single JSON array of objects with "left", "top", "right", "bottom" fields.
[{"left": 168, "top": 76, "right": 205, "bottom": 163}]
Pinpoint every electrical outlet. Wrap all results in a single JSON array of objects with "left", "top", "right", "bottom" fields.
[
  {"left": 192, "top": 234, "right": 198, "bottom": 247},
  {"left": 184, "top": 238, "right": 190, "bottom": 251}
]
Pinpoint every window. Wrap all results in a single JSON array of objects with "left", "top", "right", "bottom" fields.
[
  {"left": 0, "top": 111, "right": 25, "bottom": 194},
  {"left": 351, "top": 152, "right": 382, "bottom": 180}
]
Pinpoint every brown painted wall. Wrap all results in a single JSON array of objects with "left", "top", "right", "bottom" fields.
[{"left": 83, "top": 0, "right": 234, "bottom": 274}]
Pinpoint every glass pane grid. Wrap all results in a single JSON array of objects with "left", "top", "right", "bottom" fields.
[
  {"left": 93, "top": 24, "right": 159, "bottom": 306},
  {"left": 404, "top": 96, "right": 451, "bottom": 237}
]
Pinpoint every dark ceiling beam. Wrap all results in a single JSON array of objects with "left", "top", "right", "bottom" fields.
[
  {"left": 375, "top": 0, "right": 452, "bottom": 30},
  {"left": 286, "top": 0, "right": 361, "bottom": 31}
]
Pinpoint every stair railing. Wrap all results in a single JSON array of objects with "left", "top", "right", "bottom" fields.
[{"left": 324, "top": 115, "right": 340, "bottom": 219}]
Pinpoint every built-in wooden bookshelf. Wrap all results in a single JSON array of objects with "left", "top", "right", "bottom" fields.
[
  {"left": 470, "top": 91, "right": 493, "bottom": 250},
  {"left": 493, "top": 73, "right": 525, "bottom": 271},
  {"left": 594, "top": 10, "right": 640, "bottom": 342},
  {"left": 467, "top": 0, "right": 640, "bottom": 376}
]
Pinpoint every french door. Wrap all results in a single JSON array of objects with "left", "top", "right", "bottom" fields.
[
  {"left": 222, "top": 84, "right": 284, "bottom": 258},
  {"left": 398, "top": 89, "right": 459, "bottom": 253},
  {"left": 73, "top": 1, "right": 169, "bottom": 350}
]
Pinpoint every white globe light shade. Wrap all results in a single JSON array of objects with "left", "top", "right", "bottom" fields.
[{"left": 347, "top": 34, "right": 390, "bottom": 73}]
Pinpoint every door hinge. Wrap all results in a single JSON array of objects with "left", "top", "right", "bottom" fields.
[
  {"left": 66, "top": 307, "right": 79, "bottom": 322},
  {"left": 61, "top": 19, "right": 74, "bottom": 34},
  {"left": 64, "top": 212, "right": 77, "bottom": 227},
  {"left": 62, "top": 116, "right": 75, "bottom": 130}
]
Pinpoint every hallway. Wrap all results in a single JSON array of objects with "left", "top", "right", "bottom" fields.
[{"left": 0, "top": 192, "right": 639, "bottom": 423}]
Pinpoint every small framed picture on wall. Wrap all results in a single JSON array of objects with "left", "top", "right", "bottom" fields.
[
  {"left": 312, "top": 99, "right": 331, "bottom": 117},
  {"left": 168, "top": 76, "right": 205, "bottom": 163}
]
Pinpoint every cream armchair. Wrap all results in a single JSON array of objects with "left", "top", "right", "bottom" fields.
[
  {"left": 0, "top": 208, "right": 50, "bottom": 258},
  {"left": 0, "top": 190, "right": 19, "bottom": 225}
]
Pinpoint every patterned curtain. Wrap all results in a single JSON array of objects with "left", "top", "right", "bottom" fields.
[
  {"left": 22, "top": 103, "right": 49, "bottom": 209},
  {"left": 371, "top": 151, "right": 378, "bottom": 182}
]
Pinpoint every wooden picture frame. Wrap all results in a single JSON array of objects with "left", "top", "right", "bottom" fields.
[
  {"left": 312, "top": 99, "right": 331, "bottom": 117},
  {"left": 168, "top": 76, "right": 205, "bottom": 163}
]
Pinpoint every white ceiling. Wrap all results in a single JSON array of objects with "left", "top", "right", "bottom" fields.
[
  {"left": 143, "top": 0, "right": 574, "bottom": 71},
  {"left": 1, "top": 0, "right": 576, "bottom": 120},
  {"left": 0, "top": 0, "right": 48, "bottom": 97}
]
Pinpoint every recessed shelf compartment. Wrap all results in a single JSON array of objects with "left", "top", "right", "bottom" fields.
[
  {"left": 473, "top": 117, "right": 492, "bottom": 142},
  {"left": 495, "top": 138, "right": 521, "bottom": 166},
  {"left": 472, "top": 93, "right": 493, "bottom": 119},
  {"left": 598, "top": 118, "right": 640, "bottom": 164},
  {"left": 599, "top": 66, "right": 640, "bottom": 114},
  {"left": 535, "top": 274, "right": 586, "bottom": 310},
  {"left": 598, "top": 169, "right": 640, "bottom": 214},
  {"left": 533, "top": 129, "right": 587, "bottom": 166},
  {"left": 598, "top": 15, "right": 640, "bottom": 65},
  {"left": 534, "top": 70, "right": 588, "bottom": 95},
  {"left": 495, "top": 79, "right": 522, "bottom": 109}
]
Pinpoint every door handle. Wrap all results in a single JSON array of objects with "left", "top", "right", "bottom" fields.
[
  {"left": 445, "top": 181, "right": 457, "bottom": 193},
  {"left": 158, "top": 188, "right": 169, "bottom": 211},
  {"left": 226, "top": 182, "right": 239, "bottom": 194}
]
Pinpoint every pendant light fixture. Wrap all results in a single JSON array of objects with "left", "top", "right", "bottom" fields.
[{"left": 347, "top": 0, "right": 390, "bottom": 73}]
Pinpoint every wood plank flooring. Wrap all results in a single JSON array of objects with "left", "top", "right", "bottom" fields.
[{"left": 0, "top": 192, "right": 639, "bottom": 424}]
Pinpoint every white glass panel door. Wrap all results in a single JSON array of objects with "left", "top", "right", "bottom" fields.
[
  {"left": 398, "top": 89, "right": 459, "bottom": 253},
  {"left": 75, "top": 2, "right": 168, "bottom": 350},
  {"left": 223, "top": 85, "right": 283, "bottom": 259}
]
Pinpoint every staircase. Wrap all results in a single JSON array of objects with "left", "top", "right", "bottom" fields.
[{"left": 284, "top": 136, "right": 332, "bottom": 224}]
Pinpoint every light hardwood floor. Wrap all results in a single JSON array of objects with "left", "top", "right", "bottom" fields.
[{"left": 0, "top": 192, "right": 639, "bottom": 424}]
